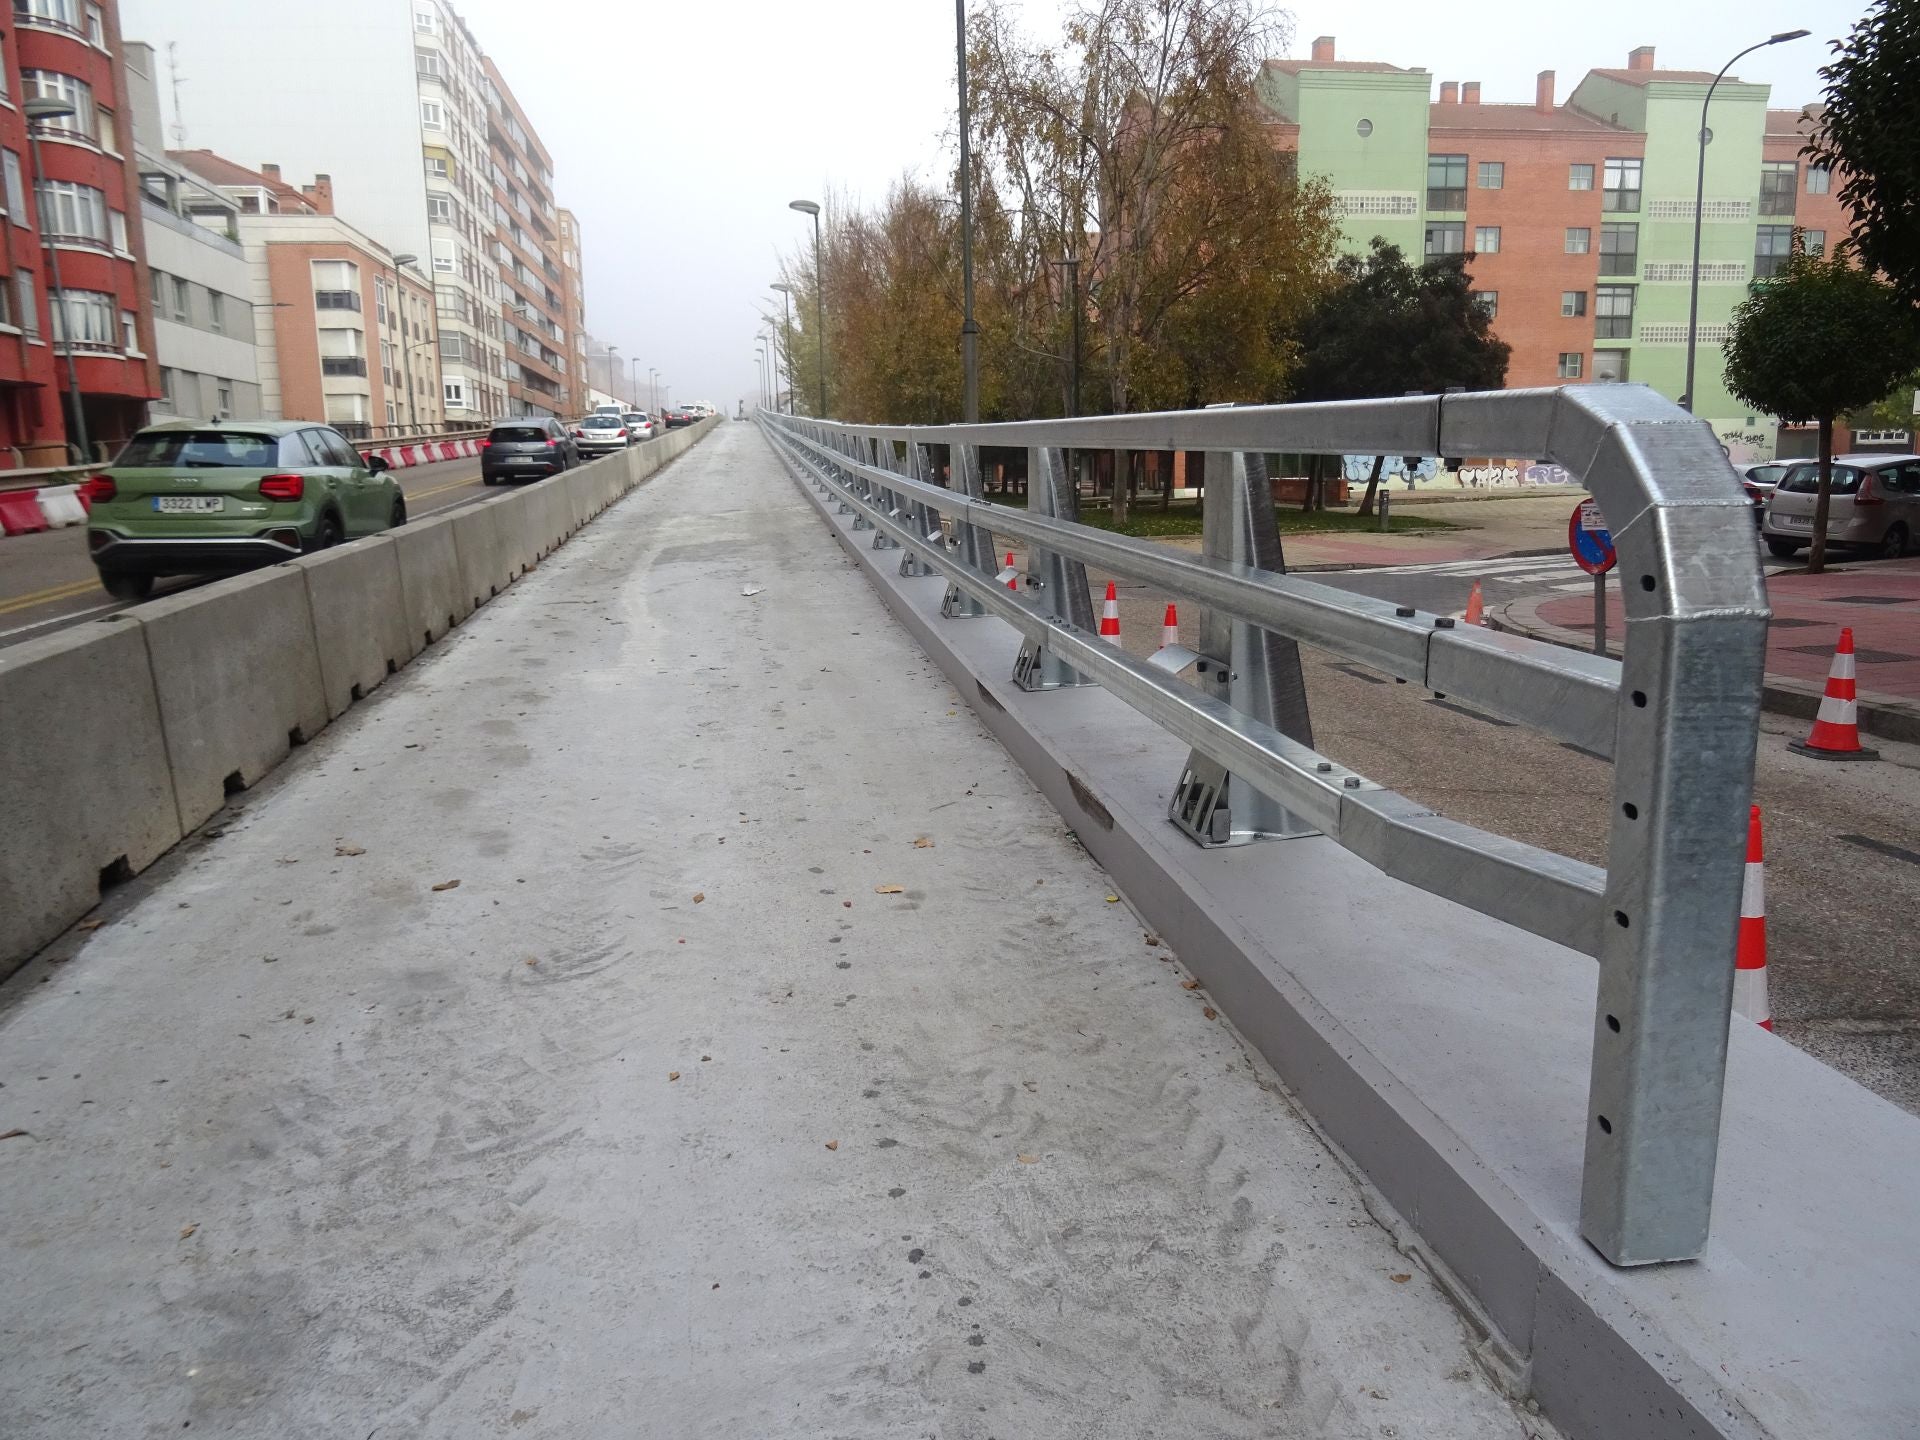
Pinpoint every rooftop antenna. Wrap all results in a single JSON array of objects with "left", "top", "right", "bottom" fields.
[{"left": 166, "top": 41, "right": 187, "bottom": 147}]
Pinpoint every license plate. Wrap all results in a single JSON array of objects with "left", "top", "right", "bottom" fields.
[
  {"left": 153, "top": 496, "right": 225, "bottom": 514},
  {"left": 508, "top": 457, "right": 539, "bottom": 464},
  {"left": 1775, "top": 514, "right": 1813, "bottom": 529}
]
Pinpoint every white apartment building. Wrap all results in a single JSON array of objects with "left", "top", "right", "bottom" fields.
[{"left": 120, "top": 0, "right": 556, "bottom": 427}]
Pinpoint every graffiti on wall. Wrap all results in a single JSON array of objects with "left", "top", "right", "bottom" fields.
[{"left": 1336, "top": 455, "right": 1578, "bottom": 490}]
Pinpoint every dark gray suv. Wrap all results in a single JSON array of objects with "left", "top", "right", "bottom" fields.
[{"left": 481, "top": 419, "right": 578, "bottom": 485}]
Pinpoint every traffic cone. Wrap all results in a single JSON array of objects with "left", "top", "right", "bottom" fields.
[
  {"left": 1464, "top": 579, "right": 1485, "bottom": 627},
  {"left": 1790, "top": 628, "right": 1880, "bottom": 761},
  {"left": 1733, "top": 804, "right": 1771, "bottom": 1030},
  {"left": 1002, "top": 552, "right": 1019, "bottom": 590},
  {"left": 1160, "top": 603, "right": 1180, "bottom": 650},
  {"left": 1099, "top": 581, "right": 1121, "bottom": 643}
]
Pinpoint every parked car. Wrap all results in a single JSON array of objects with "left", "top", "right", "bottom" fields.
[
  {"left": 82, "top": 420, "right": 403, "bottom": 600},
  {"left": 622, "top": 411, "right": 655, "bottom": 442},
  {"left": 1734, "top": 461, "right": 1788, "bottom": 528},
  {"left": 662, "top": 406, "right": 694, "bottom": 429},
  {"left": 481, "top": 418, "right": 578, "bottom": 484},
  {"left": 572, "top": 413, "right": 630, "bottom": 456},
  {"left": 1762, "top": 454, "right": 1920, "bottom": 560}
]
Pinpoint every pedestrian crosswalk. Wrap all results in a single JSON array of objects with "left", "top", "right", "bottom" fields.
[{"left": 1348, "top": 554, "right": 1579, "bottom": 584}]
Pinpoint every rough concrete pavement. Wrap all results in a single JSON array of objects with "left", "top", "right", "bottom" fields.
[{"left": 0, "top": 422, "right": 1545, "bottom": 1438}]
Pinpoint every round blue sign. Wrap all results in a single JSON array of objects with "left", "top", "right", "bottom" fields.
[{"left": 1569, "top": 499, "right": 1616, "bottom": 576}]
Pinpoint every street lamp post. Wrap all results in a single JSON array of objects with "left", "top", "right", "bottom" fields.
[
  {"left": 630, "top": 354, "right": 641, "bottom": 412},
  {"left": 769, "top": 281, "right": 795, "bottom": 413},
  {"left": 649, "top": 367, "right": 659, "bottom": 413},
  {"left": 955, "top": 0, "right": 980, "bottom": 423},
  {"left": 24, "top": 97, "right": 89, "bottom": 464},
  {"left": 602, "top": 343, "right": 619, "bottom": 405},
  {"left": 389, "top": 253, "right": 420, "bottom": 436},
  {"left": 1682, "top": 29, "right": 1809, "bottom": 413},
  {"left": 755, "top": 346, "right": 769, "bottom": 410},
  {"left": 788, "top": 199, "right": 826, "bottom": 416}
]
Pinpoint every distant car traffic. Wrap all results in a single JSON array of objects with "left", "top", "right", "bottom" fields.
[
  {"left": 590, "top": 403, "right": 625, "bottom": 419},
  {"left": 622, "top": 411, "right": 655, "bottom": 442},
  {"left": 1762, "top": 454, "right": 1920, "bottom": 560},
  {"left": 572, "top": 413, "right": 631, "bottom": 456},
  {"left": 662, "top": 406, "right": 694, "bottom": 429},
  {"left": 82, "top": 419, "right": 403, "bottom": 600},
  {"left": 1734, "top": 461, "right": 1787, "bottom": 528},
  {"left": 482, "top": 418, "right": 579, "bottom": 484}
]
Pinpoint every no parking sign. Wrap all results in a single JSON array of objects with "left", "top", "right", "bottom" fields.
[{"left": 1569, "top": 499, "right": 1616, "bottom": 576}]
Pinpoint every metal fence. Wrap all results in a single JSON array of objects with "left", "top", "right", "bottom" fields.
[{"left": 758, "top": 386, "right": 1769, "bottom": 1268}]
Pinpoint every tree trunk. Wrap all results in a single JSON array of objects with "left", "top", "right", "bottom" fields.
[
  {"left": 1358, "top": 454, "right": 1385, "bottom": 517},
  {"left": 1113, "top": 452, "right": 1132, "bottom": 527},
  {"left": 1301, "top": 453, "right": 1319, "bottom": 513},
  {"left": 1809, "top": 415, "right": 1833, "bottom": 574}
]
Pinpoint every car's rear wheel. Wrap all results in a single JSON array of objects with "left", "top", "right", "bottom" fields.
[
  {"left": 1880, "top": 524, "right": 1909, "bottom": 560},
  {"left": 308, "top": 512, "right": 343, "bottom": 553},
  {"left": 390, "top": 496, "right": 407, "bottom": 530},
  {"left": 1766, "top": 539, "right": 1802, "bottom": 559},
  {"left": 100, "top": 571, "right": 153, "bottom": 601}
]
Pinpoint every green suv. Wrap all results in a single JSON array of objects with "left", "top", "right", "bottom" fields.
[{"left": 85, "top": 420, "right": 406, "bottom": 599}]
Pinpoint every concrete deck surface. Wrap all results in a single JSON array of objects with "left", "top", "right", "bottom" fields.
[{"left": 0, "top": 424, "right": 1547, "bottom": 1438}]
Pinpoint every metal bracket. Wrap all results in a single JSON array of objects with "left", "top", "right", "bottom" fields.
[
  {"left": 941, "top": 442, "right": 994, "bottom": 617},
  {"left": 898, "top": 443, "right": 941, "bottom": 577},
  {"left": 1011, "top": 445, "right": 1095, "bottom": 690}
]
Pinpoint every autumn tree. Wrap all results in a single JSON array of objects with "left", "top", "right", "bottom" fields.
[
  {"left": 1809, "top": 1, "right": 1920, "bottom": 303},
  {"left": 1722, "top": 244, "right": 1920, "bottom": 571}
]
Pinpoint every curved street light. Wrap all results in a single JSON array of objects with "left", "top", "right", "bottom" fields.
[
  {"left": 769, "top": 281, "right": 794, "bottom": 414},
  {"left": 1681, "top": 29, "right": 1810, "bottom": 413},
  {"left": 789, "top": 199, "right": 826, "bottom": 415}
]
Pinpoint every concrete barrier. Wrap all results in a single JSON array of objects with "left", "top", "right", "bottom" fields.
[
  {"left": 0, "top": 619, "right": 183, "bottom": 963},
  {"left": 391, "top": 510, "right": 472, "bottom": 648},
  {"left": 292, "top": 535, "right": 417, "bottom": 719},
  {"left": 450, "top": 499, "right": 512, "bottom": 612},
  {"left": 486, "top": 486, "right": 541, "bottom": 579},
  {"left": 136, "top": 566, "right": 331, "bottom": 830}
]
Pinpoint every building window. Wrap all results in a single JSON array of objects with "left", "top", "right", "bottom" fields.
[
  {"left": 1754, "top": 224, "right": 1795, "bottom": 279},
  {"left": 414, "top": 7, "right": 436, "bottom": 31},
  {"left": 1595, "top": 284, "right": 1635, "bottom": 339},
  {"left": 2, "top": 150, "right": 26, "bottom": 222},
  {"left": 1424, "top": 220, "right": 1465, "bottom": 257},
  {"left": 444, "top": 376, "right": 467, "bottom": 407},
  {"left": 1558, "top": 352, "right": 1584, "bottom": 380},
  {"left": 1473, "top": 226, "right": 1501, "bottom": 254},
  {"left": 424, "top": 155, "right": 449, "bottom": 179},
  {"left": 20, "top": 71, "right": 95, "bottom": 143},
  {"left": 1592, "top": 350, "right": 1629, "bottom": 383},
  {"left": 374, "top": 279, "right": 389, "bottom": 325},
  {"left": 420, "top": 99, "right": 444, "bottom": 130},
  {"left": 1759, "top": 161, "right": 1797, "bottom": 216},
  {"left": 431, "top": 238, "right": 456, "bottom": 273},
  {"left": 15, "top": 269, "right": 36, "bottom": 336},
  {"left": 1426, "top": 154, "right": 1468, "bottom": 211},
  {"left": 94, "top": 105, "right": 114, "bottom": 154},
  {"left": 1598, "top": 222, "right": 1638, "bottom": 276},
  {"left": 1477, "top": 161, "right": 1504, "bottom": 190},
  {"left": 415, "top": 48, "right": 444, "bottom": 78},
  {"left": 1803, "top": 228, "right": 1827, "bottom": 257},
  {"left": 1806, "top": 165, "right": 1831, "bottom": 195},
  {"left": 1569, "top": 163, "right": 1594, "bottom": 191},
  {"left": 85, "top": 2, "right": 102, "bottom": 44},
  {"left": 50, "top": 288, "right": 118, "bottom": 349},
  {"left": 108, "top": 207, "right": 126, "bottom": 251},
  {"left": 206, "top": 291, "right": 223, "bottom": 334},
  {"left": 1565, "top": 226, "right": 1590, "bottom": 254},
  {"left": 35, "top": 179, "right": 108, "bottom": 245},
  {"left": 170, "top": 274, "right": 190, "bottom": 321},
  {"left": 1562, "top": 290, "right": 1587, "bottom": 317},
  {"left": 427, "top": 194, "right": 452, "bottom": 222},
  {"left": 217, "top": 383, "right": 232, "bottom": 414},
  {"left": 15, "top": 0, "right": 82, "bottom": 33},
  {"left": 120, "top": 308, "right": 136, "bottom": 352},
  {"left": 1355, "top": 117, "right": 1373, "bottom": 137},
  {"left": 1471, "top": 290, "right": 1497, "bottom": 318},
  {"left": 1602, "top": 158, "right": 1642, "bottom": 212}
]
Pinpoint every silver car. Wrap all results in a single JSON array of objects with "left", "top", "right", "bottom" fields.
[
  {"left": 1763, "top": 454, "right": 1920, "bottom": 560},
  {"left": 622, "top": 412, "right": 655, "bottom": 443},
  {"left": 571, "top": 413, "right": 630, "bottom": 457}
]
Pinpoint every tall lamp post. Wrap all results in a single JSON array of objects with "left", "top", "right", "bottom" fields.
[
  {"left": 630, "top": 354, "right": 642, "bottom": 412},
  {"left": 955, "top": 0, "right": 979, "bottom": 422},
  {"left": 769, "top": 281, "right": 795, "bottom": 413},
  {"left": 788, "top": 199, "right": 826, "bottom": 416},
  {"left": 649, "top": 367, "right": 659, "bottom": 413},
  {"left": 754, "top": 345, "right": 769, "bottom": 410},
  {"left": 602, "top": 343, "right": 619, "bottom": 405},
  {"left": 389, "top": 253, "right": 421, "bottom": 436},
  {"left": 24, "top": 97, "right": 89, "bottom": 464},
  {"left": 1681, "top": 29, "right": 1809, "bottom": 413}
]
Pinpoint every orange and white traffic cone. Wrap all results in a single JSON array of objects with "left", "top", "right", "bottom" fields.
[
  {"left": 1790, "top": 627, "right": 1880, "bottom": 761},
  {"left": 997, "top": 552, "right": 1019, "bottom": 590},
  {"left": 1733, "top": 804, "right": 1771, "bottom": 1030},
  {"left": 1161, "top": 603, "right": 1180, "bottom": 650},
  {"left": 1464, "top": 579, "right": 1486, "bottom": 627},
  {"left": 1099, "top": 581, "right": 1121, "bottom": 643}
]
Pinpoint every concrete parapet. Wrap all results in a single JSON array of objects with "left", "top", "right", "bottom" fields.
[
  {"left": 449, "top": 500, "right": 512, "bottom": 613},
  {"left": 391, "top": 511, "right": 472, "bottom": 649},
  {"left": 0, "top": 620, "right": 183, "bottom": 964},
  {"left": 292, "top": 536, "right": 416, "bottom": 719}
]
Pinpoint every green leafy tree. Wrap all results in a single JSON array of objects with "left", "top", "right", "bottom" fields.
[
  {"left": 1289, "top": 238, "right": 1510, "bottom": 513},
  {"left": 1809, "top": 1, "right": 1920, "bottom": 303},
  {"left": 1722, "top": 245, "right": 1920, "bottom": 571}
]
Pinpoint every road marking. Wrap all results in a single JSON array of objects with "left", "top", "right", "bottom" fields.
[
  {"left": 1351, "top": 555, "right": 1573, "bottom": 579},
  {"left": 0, "top": 597, "right": 119, "bottom": 639},
  {"left": 1836, "top": 833, "right": 1920, "bottom": 868},
  {"left": 0, "top": 575, "right": 100, "bottom": 617},
  {"left": 406, "top": 472, "right": 482, "bottom": 502}
]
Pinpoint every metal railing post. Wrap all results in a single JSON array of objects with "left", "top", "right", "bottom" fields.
[
  {"left": 867, "top": 438, "right": 901, "bottom": 549},
  {"left": 1011, "top": 444, "right": 1097, "bottom": 691},
  {"left": 941, "top": 442, "right": 994, "bottom": 617},
  {"left": 899, "top": 441, "right": 942, "bottom": 577},
  {"left": 842, "top": 433, "right": 872, "bottom": 528},
  {"left": 1170, "top": 450, "right": 1319, "bottom": 845}
]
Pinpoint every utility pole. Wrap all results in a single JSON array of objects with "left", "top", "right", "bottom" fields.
[{"left": 956, "top": 0, "right": 979, "bottom": 422}]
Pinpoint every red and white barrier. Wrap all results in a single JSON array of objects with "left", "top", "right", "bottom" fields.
[{"left": 359, "top": 436, "right": 484, "bottom": 472}]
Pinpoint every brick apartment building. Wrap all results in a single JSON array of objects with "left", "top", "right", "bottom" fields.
[
  {"left": 1260, "top": 38, "right": 1878, "bottom": 461},
  {"left": 0, "top": 0, "right": 159, "bottom": 467}
]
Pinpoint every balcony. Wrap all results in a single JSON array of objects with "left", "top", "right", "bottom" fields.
[
  {"left": 315, "top": 290, "right": 362, "bottom": 312},
  {"left": 321, "top": 356, "right": 368, "bottom": 377}
]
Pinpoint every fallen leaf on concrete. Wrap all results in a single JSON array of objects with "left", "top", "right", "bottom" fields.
[
  {"left": 842, "top": 900, "right": 853, "bottom": 908},
  {"left": 741, "top": 586, "right": 764, "bottom": 597},
  {"left": 701, "top": 1055, "right": 711, "bottom": 1062},
  {"left": 1016, "top": 1154, "right": 1039, "bottom": 1164},
  {"left": 912, "top": 837, "right": 934, "bottom": 849},
  {"left": 824, "top": 1140, "right": 839, "bottom": 1151},
  {"left": 1144, "top": 935, "right": 1160, "bottom": 947},
  {"left": 669, "top": 1071, "right": 681, "bottom": 1081},
  {"left": 1104, "top": 894, "right": 1119, "bottom": 903},
  {"left": 302, "top": 1016, "right": 315, "bottom": 1025},
  {"left": 431, "top": 879, "right": 461, "bottom": 892},
  {"left": 524, "top": 957, "right": 539, "bottom": 967},
  {"left": 1202, "top": 1007, "right": 1218, "bottom": 1021},
  {"left": 0, "top": 1128, "right": 28, "bottom": 1141},
  {"left": 75, "top": 917, "right": 104, "bottom": 931},
  {"left": 1180, "top": 979, "right": 1201, "bottom": 991},
  {"left": 875, "top": 884, "right": 904, "bottom": 895},
  {"left": 334, "top": 844, "right": 366, "bottom": 857},
  {"left": 1390, "top": 1273, "right": 1411, "bottom": 1284},
  {"left": 179, "top": 1224, "right": 198, "bottom": 1240},
  {"left": 693, "top": 892, "right": 706, "bottom": 904}
]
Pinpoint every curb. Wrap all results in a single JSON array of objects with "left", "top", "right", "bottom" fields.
[{"left": 1491, "top": 596, "right": 1920, "bottom": 746}]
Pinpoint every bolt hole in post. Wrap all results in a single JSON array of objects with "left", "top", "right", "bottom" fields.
[
  {"left": 1631, "top": 690, "right": 1647, "bottom": 708},
  {"left": 1622, "top": 802, "right": 1638, "bottom": 820},
  {"left": 1640, "top": 575, "right": 1656, "bottom": 592},
  {"left": 1614, "top": 910, "right": 1631, "bottom": 928},
  {"left": 1606, "top": 1014, "right": 1622, "bottom": 1033},
  {"left": 1597, "top": 1115, "right": 1614, "bottom": 1134}
]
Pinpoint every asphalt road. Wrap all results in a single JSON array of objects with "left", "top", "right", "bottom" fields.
[
  {"left": 1087, "top": 552, "right": 1920, "bottom": 1117},
  {"left": 1, "top": 453, "right": 499, "bottom": 651}
]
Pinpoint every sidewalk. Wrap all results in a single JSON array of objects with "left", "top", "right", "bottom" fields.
[
  {"left": 1500, "top": 556, "right": 1920, "bottom": 742},
  {"left": 0, "top": 423, "right": 1540, "bottom": 1437},
  {"left": 1279, "top": 486, "right": 1584, "bottom": 570}
]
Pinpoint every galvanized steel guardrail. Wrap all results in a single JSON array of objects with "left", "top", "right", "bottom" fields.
[{"left": 758, "top": 385, "right": 1769, "bottom": 1268}]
